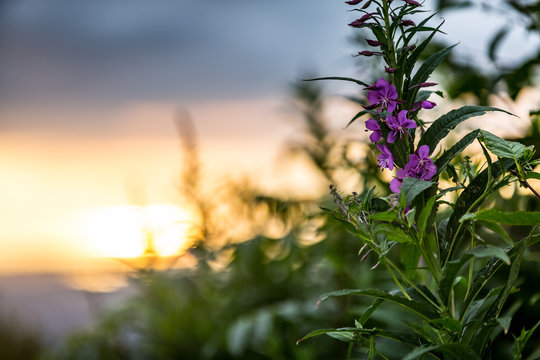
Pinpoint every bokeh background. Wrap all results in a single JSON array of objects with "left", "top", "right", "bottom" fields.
[{"left": 1, "top": 0, "right": 539, "bottom": 358}]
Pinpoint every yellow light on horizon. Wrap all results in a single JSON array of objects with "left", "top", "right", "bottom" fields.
[{"left": 82, "top": 204, "right": 195, "bottom": 259}]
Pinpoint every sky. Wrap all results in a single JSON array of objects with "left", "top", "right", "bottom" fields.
[{"left": 0, "top": 0, "right": 539, "bottom": 274}]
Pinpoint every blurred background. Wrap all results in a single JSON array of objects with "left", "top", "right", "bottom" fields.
[{"left": 1, "top": 0, "right": 540, "bottom": 358}]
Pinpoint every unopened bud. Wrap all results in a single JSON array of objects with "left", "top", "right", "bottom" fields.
[{"left": 399, "top": 19, "right": 416, "bottom": 26}]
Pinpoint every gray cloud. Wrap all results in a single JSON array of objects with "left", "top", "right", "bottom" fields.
[{"left": 0, "top": 0, "right": 352, "bottom": 107}]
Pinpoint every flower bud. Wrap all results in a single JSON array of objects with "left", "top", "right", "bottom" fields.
[
  {"left": 357, "top": 50, "right": 375, "bottom": 56},
  {"left": 345, "top": 0, "right": 362, "bottom": 4},
  {"left": 384, "top": 66, "right": 396, "bottom": 74},
  {"left": 421, "top": 100, "right": 437, "bottom": 109},
  {"left": 399, "top": 19, "right": 416, "bottom": 26},
  {"left": 403, "top": 0, "right": 421, "bottom": 5},
  {"left": 410, "top": 82, "right": 438, "bottom": 89},
  {"left": 366, "top": 39, "right": 382, "bottom": 47},
  {"left": 349, "top": 20, "right": 366, "bottom": 27},
  {"left": 359, "top": 12, "right": 374, "bottom": 22}
]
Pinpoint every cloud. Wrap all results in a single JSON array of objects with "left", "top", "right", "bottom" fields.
[{"left": 0, "top": 0, "right": 351, "bottom": 106}]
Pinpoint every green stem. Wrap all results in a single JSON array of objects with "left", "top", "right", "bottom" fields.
[
  {"left": 385, "top": 263, "right": 412, "bottom": 300},
  {"left": 386, "top": 259, "right": 443, "bottom": 311},
  {"left": 464, "top": 232, "right": 476, "bottom": 301},
  {"left": 443, "top": 187, "right": 492, "bottom": 266}
]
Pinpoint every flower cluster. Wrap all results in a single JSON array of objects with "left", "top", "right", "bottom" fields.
[
  {"left": 363, "top": 78, "right": 437, "bottom": 193},
  {"left": 389, "top": 145, "right": 437, "bottom": 192},
  {"left": 345, "top": 0, "right": 439, "bottom": 194}
]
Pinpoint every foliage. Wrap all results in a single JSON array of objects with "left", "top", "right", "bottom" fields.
[
  {"left": 36, "top": 2, "right": 540, "bottom": 360},
  {"left": 434, "top": 0, "right": 540, "bottom": 103},
  {"left": 299, "top": 1, "right": 540, "bottom": 359}
]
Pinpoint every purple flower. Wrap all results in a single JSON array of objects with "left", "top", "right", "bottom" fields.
[
  {"left": 404, "top": 145, "right": 437, "bottom": 180},
  {"left": 403, "top": 0, "right": 421, "bottom": 5},
  {"left": 390, "top": 168, "right": 407, "bottom": 193},
  {"left": 365, "top": 118, "right": 382, "bottom": 142},
  {"left": 384, "top": 66, "right": 396, "bottom": 74},
  {"left": 421, "top": 100, "right": 437, "bottom": 109},
  {"left": 367, "top": 78, "right": 398, "bottom": 113},
  {"left": 377, "top": 144, "right": 394, "bottom": 171},
  {"left": 386, "top": 110, "right": 416, "bottom": 143}
]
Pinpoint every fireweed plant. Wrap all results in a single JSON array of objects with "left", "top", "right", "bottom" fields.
[{"left": 298, "top": 1, "right": 540, "bottom": 359}]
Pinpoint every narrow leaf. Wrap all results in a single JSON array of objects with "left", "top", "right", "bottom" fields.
[
  {"left": 317, "top": 288, "right": 439, "bottom": 320},
  {"left": 467, "top": 245, "right": 511, "bottom": 265},
  {"left": 358, "top": 299, "right": 384, "bottom": 327},
  {"left": 419, "top": 106, "right": 514, "bottom": 155},
  {"left": 442, "top": 158, "right": 515, "bottom": 263},
  {"left": 480, "top": 130, "right": 527, "bottom": 160},
  {"left": 405, "top": 20, "right": 445, "bottom": 76},
  {"left": 304, "top": 76, "right": 368, "bottom": 87},
  {"left": 439, "top": 254, "right": 473, "bottom": 305},
  {"left": 409, "top": 44, "right": 456, "bottom": 90},
  {"left": 434, "top": 129, "right": 481, "bottom": 176},
  {"left": 525, "top": 171, "right": 540, "bottom": 180},
  {"left": 401, "top": 177, "right": 436, "bottom": 205},
  {"left": 470, "top": 209, "right": 540, "bottom": 226}
]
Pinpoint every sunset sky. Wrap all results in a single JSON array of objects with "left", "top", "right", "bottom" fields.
[{"left": 1, "top": 0, "right": 539, "bottom": 274}]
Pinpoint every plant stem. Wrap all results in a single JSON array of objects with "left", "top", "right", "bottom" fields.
[
  {"left": 386, "top": 259, "right": 443, "bottom": 311},
  {"left": 385, "top": 263, "right": 412, "bottom": 300}
]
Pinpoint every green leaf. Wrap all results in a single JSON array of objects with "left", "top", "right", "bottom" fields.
[
  {"left": 327, "top": 331, "right": 355, "bottom": 342},
  {"left": 346, "top": 109, "right": 378, "bottom": 127},
  {"left": 467, "top": 245, "right": 511, "bottom": 265},
  {"left": 403, "top": 345, "right": 438, "bottom": 360},
  {"left": 374, "top": 224, "right": 412, "bottom": 244},
  {"left": 404, "top": 344, "right": 480, "bottom": 360},
  {"left": 439, "top": 254, "right": 473, "bottom": 305},
  {"left": 298, "top": 327, "right": 422, "bottom": 347},
  {"left": 442, "top": 158, "right": 516, "bottom": 263},
  {"left": 431, "top": 317, "right": 463, "bottom": 334},
  {"left": 496, "top": 316, "right": 512, "bottom": 334},
  {"left": 488, "top": 26, "right": 508, "bottom": 62},
  {"left": 468, "top": 209, "right": 540, "bottom": 226},
  {"left": 401, "top": 243, "right": 421, "bottom": 278},
  {"left": 418, "top": 196, "right": 437, "bottom": 236},
  {"left": 405, "top": 19, "right": 445, "bottom": 77},
  {"left": 462, "top": 234, "right": 540, "bottom": 321},
  {"left": 434, "top": 129, "right": 481, "bottom": 176},
  {"left": 296, "top": 328, "right": 351, "bottom": 345},
  {"left": 358, "top": 299, "right": 384, "bottom": 327},
  {"left": 419, "top": 106, "right": 514, "bottom": 155},
  {"left": 471, "top": 233, "right": 529, "bottom": 354},
  {"left": 525, "top": 171, "right": 540, "bottom": 180},
  {"left": 304, "top": 76, "right": 368, "bottom": 87},
  {"left": 408, "top": 44, "right": 456, "bottom": 102},
  {"left": 370, "top": 211, "right": 399, "bottom": 222},
  {"left": 512, "top": 319, "right": 540, "bottom": 358},
  {"left": 400, "top": 177, "right": 436, "bottom": 205},
  {"left": 317, "top": 288, "right": 439, "bottom": 320},
  {"left": 480, "top": 130, "right": 527, "bottom": 160},
  {"left": 477, "top": 220, "right": 512, "bottom": 245}
]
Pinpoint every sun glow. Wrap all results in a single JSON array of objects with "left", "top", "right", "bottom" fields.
[{"left": 82, "top": 204, "right": 195, "bottom": 258}]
